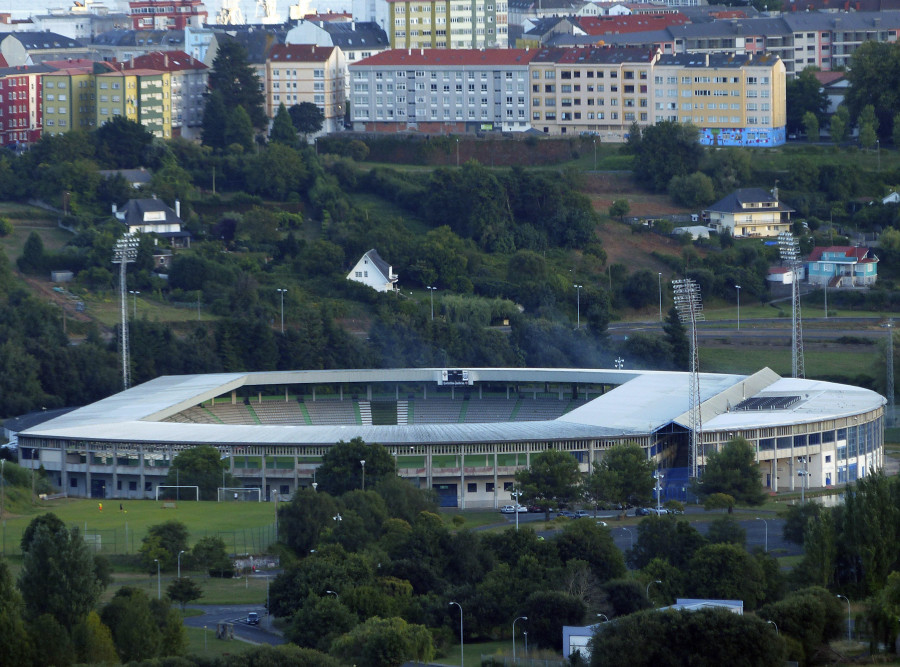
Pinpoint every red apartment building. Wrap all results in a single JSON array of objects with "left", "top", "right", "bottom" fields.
[
  {"left": 128, "top": 0, "right": 208, "bottom": 30},
  {"left": 0, "top": 65, "right": 48, "bottom": 146}
]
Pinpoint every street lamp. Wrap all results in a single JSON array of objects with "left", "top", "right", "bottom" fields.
[
  {"left": 326, "top": 590, "right": 338, "bottom": 598},
  {"left": 592, "top": 138, "right": 597, "bottom": 171},
  {"left": 360, "top": 459, "right": 366, "bottom": 491},
  {"left": 654, "top": 471, "right": 664, "bottom": 513},
  {"left": 596, "top": 613, "right": 609, "bottom": 623},
  {"left": 877, "top": 139, "right": 881, "bottom": 171},
  {"left": 456, "top": 137, "right": 460, "bottom": 167},
  {"left": 177, "top": 550, "right": 185, "bottom": 578},
  {"left": 756, "top": 517, "right": 768, "bottom": 553},
  {"left": 449, "top": 601, "right": 463, "bottom": 667},
  {"left": 797, "top": 456, "right": 808, "bottom": 503},
  {"left": 735, "top": 284, "right": 741, "bottom": 331},
  {"left": 767, "top": 620, "right": 779, "bottom": 635},
  {"left": 312, "top": 482, "right": 318, "bottom": 492},
  {"left": 513, "top": 615, "right": 527, "bottom": 662},
  {"left": 837, "top": 594, "right": 851, "bottom": 642},
  {"left": 153, "top": 558, "right": 161, "bottom": 600},
  {"left": 574, "top": 284, "right": 583, "bottom": 330},
  {"left": 276, "top": 288, "right": 287, "bottom": 333},
  {"left": 427, "top": 286, "right": 437, "bottom": 320},
  {"left": 621, "top": 526, "right": 633, "bottom": 550},
  {"left": 511, "top": 489, "right": 523, "bottom": 532},
  {"left": 0, "top": 459, "right": 4, "bottom": 521},
  {"left": 658, "top": 272, "right": 663, "bottom": 322},
  {"left": 129, "top": 290, "right": 140, "bottom": 319},
  {"left": 614, "top": 357, "right": 625, "bottom": 370},
  {"left": 646, "top": 579, "right": 661, "bottom": 600}
]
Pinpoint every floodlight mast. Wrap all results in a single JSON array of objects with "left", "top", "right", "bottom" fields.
[
  {"left": 672, "top": 278, "right": 704, "bottom": 479},
  {"left": 778, "top": 231, "right": 805, "bottom": 379},
  {"left": 112, "top": 233, "right": 140, "bottom": 389}
]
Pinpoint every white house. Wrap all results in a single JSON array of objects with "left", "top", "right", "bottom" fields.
[
  {"left": 113, "top": 197, "right": 191, "bottom": 248},
  {"left": 347, "top": 249, "right": 398, "bottom": 292}
]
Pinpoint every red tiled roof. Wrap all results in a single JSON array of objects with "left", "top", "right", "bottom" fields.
[
  {"left": 769, "top": 267, "right": 790, "bottom": 274},
  {"left": 303, "top": 11, "right": 351, "bottom": 21},
  {"left": 124, "top": 50, "right": 208, "bottom": 72},
  {"left": 354, "top": 48, "right": 538, "bottom": 67},
  {"left": 44, "top": 59, "right": 97, "bottom": 69},
  {"left": 807, "top": 246, "right": 869, "bottom": 261},
  {"left": 578, "top": 13, "right": 688, "bottom": 35},
  {"left": 708, "top": 10, "right": 748, "bottom": 18},
  {"left": 269, "top": 44, "right": 336, "bottom": 63},
  {"left": 812, "top": 71, "right": 845, "bottom": 86}
]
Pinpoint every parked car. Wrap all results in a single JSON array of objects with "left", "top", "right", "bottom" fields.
[
  {"left": 558, "top": 509, "right": 577, "bottom": 518},
  {"left": 246, "top": 612, "right": 259, "bottom": 625},
  {"left": 596, "top": 520, "right": 608, "bottom": 527},
  {"left": 647, "top": 508, "right": 668, "bottom": 515},
  {"left": 500, "top": 505, "right": 527, "bottom": 513},
  {"left": 635, "top": 507, "right": 652, "bottom": 516},
  {"left": 527, "top": 505, "right": 544, "bottom": 514},
  {"left": 572, "top": 510, "right": 591, "bottom": 518}
]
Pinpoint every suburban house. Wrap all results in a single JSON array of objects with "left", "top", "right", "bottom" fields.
[
  {"left": 113, "top": 197, "right": 191, "bottom": 248},
  {"left": 704, "top": 187, "right": 793, "bottom": 238},
  {"left": 806, "top": 246, "right": 878, "bottom": 288},
  {"left": 347, "top": 249, "right": 398, "bottom": 292}
]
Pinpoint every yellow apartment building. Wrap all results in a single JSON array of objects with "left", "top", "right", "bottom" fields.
[
  {"left": 386, "top": 0, "right": 508, "bottom": 49},
  {"left": 267, "top": 44, "right": 346, "bottom": 134}
]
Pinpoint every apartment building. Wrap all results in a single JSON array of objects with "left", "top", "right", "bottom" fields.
[
  {"left": 127, "top": 0, "right": 208, "bottom": 31},
  {"left": 653, "top": 52, "right": 786, "bottom": 146},
  {"left": 350, "top": 48, "right": 536, "bottom": 133},
  {"left": 267, "top": 44, "right": 346, "bottom": 133},
  {"left": 529, "top": 46, "right": 657, "bottom": 139},
  {"left": 94, "top": 69, "right": 140, "bottom": 127},
  {"left": 368, "top": 0, "right": 509, "bottom": 50},
  {"left": 124, "top": 51, "right": 208, "bottom": 138},
  {"left": 42, "top": 64, "right": 95, "bottom": 135},
  {"left": 133, "top": 68, "right": 172, "bottom": 138},
  {"left": 0, "top": 64, "right": 51, "bottom": 146}
]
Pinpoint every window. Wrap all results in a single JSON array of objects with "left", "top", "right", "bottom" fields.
[{"left": 467, "top": 483, "right": 477, "bottom": 493}]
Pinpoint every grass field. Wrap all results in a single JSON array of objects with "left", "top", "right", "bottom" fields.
[{"left": 699, "top": 346, "right": 874, "bottom": 378}]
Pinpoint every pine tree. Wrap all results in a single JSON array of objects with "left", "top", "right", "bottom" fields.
[
  {"left": 270, "top": 103, "right": 298, "bottom": 147},
  {"left": 201, "top": 90, "right": 228, "bottom": 150},
  {"left": 663, "top": 306, "right": 690, "bottom": 370},
  {"left": 207, "top": 39, "right": 267, "bottom": 129}
]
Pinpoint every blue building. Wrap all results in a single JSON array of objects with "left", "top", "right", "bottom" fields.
[{"left": 806, "top": 246, "right": 878, "bottom": 288}]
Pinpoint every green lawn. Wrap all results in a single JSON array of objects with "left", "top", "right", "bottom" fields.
[
  {"left": 101, "top": 569, "right": 274, "bottom": 605},
  {"left": 699, "top": 346, "right": 874, "bottom": 378},
  {"left": 183, "top": 624, "right": 254, "bottom": 660}
]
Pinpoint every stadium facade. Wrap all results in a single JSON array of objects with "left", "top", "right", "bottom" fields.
[{"left": 18, "top": 367, "right": 885, "bottom": 507}]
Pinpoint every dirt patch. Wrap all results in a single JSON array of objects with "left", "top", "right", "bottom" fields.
[{"left": 598, "top": 221, "right": 685, "bottom": 271}]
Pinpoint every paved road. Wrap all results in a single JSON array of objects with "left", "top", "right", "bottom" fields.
[{"left": 183, "top": 603, "right": 286, "bottom": 646}]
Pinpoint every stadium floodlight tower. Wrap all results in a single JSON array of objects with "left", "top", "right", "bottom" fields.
[
  {"left": 672, "top": 278, "right": 704, "bottom": 479},
  {"left": 112, "top": 233, "right": 140, "bottom": 390},
  {"left": 778, "top": 231, "right": 805, "bottom": 379}
]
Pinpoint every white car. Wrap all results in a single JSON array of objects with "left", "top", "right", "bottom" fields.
[{"left": 500, "top": 505, "right": 527, "bottom": 513}]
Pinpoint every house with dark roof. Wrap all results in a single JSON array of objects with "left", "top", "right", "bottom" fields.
[
  {"left": 0, "top": 31, "right": 90, "bottom": 66},
  {"left": 806, "top": 246, "right": 878, "bottom": 287},
  {"left": 347, "top": 249, "right": 398, "bottom": 292},
  {"left": 704, "top": 188, "right": 793, "bottom": 238},
  {"left": 113, "top": 197, "right": 191, "bottom": 248}
]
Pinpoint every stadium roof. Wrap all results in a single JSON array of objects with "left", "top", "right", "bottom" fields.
[{"left": 21, "top": 368, "right": 885, "bottom": 447}]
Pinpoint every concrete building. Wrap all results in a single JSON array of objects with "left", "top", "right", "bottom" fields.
[
  {"left": 0, "top": 64, "right": 52, "bottom": 146},
  {"left": 267, "top": 44, "right": 346, "bottom": 133},
  {"left": 124, "top": 51, "right": 208, "bottom": 138},
  {"left": 0, "top": 31, "right": 90, "bottom": 67},
  {"left": 704, "top": 187, "right": 794, "bottom": 238},
  {"left": 347, "top": 248, "right": 398, "bottom": 292},
  {"left": 126, "top": 0, "right": 208, "bottom": 31},
  {"left": 350, "top": 48, "right": 536, "bottom": 133}
]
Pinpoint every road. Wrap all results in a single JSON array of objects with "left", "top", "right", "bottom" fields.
[{"left": 183, "top": 602, "right": 286, "bottom": 646}]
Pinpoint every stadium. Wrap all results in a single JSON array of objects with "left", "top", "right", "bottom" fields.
[{"left": 17, "top": 367, "right": 885, "bottom": 507}]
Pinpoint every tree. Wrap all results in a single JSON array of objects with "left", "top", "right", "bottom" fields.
[
  {"left": 858, "top": 104, "right": 879, "bottom": 149},
  {"left": 663, "top": 307, "right": 689, "bottom": 371},
  {"left": 703, "top": 492, "right": 735, "bottom": 513},
  {"left": 608, "top": 200, "right": 629, "bottom": 218},
  {"left": 71, "top": 610, "right": 119, "bottom": 665},
  {"left": 687, "top": 543, "right": 766, "bottom": 608},
  {"left": 192, "top": 535, "right": 232, "bottom": 576},
  {"left": 785, "top": 68, "right": 829, "bottom": 135},
  {"left": 628, "top": 516, "right": 706, "bottom": 570},
  {"left": 167, "top": 577, "right": 203, "bottom": 612},
  {"left": 201, "top": 90, "right": 228, "bottom": 150},
  {"left": 316, "top": 438, "right": 397, "bottom": 496},
  {"left": 270, "top": 103, "right": 299, "bottom": 147},
  {"left": 589, "top": 443, "right": 654, "bottom": 518},
  {"left": 290, "top": 102, "right": 325, "bottom": 136},
  {"left": 138, "top": 520, "right": 190, "bottom": 572},
  {"left": 515, "top": 449, "right": 583, "bottom": 515},
  {"left": 802, "top": 111, "right": 820, "bottom": 143},
  {"left": 696, "top": 437, "right": 765, "bottom": 505},
  {"left": 207, "top": 39, "right": 267, "bottom": 129},
  {"left": 165, "top": 445, "right": 235, "bottom": 500},
  {"left": 781, "top": 502, "right": 821, "bottom": 546},
  {"left": 845, "top": 40, "right": 900, "bottom": 141},
  {"left": 758, "top": 587, "right": 843, "bottom": 665},
  {"left": 668, "top": 172, "right": 715, "bottom": 208},
  {"left": 705, "top": 516, "right": 746, "bottom": 546},
  {"left": 17, "top": 231, "right": 45, "bottom": 274},
  {"left": 245, "top": 143, "right": 311, "bottom": 200},
  {"left": 522, "top": 590, "right": 586, "bottom": 650},
  {"left": 621, "top": 270, "right": 658, "bottom": 310},
  {"left": 830, "top": 105, "right": 850, "bottom": 143},
  {"left": 224, "top": 105, "right": 255, "bottom": 151},
  {"left": 288, "top": 593, "right": 358, "bottom": 651},
  {"left": 330, "top": 616, "right": 434, "bottom": 667},
  {"left": 631, "top": 121, "right": 703, "bottom": 192},
  {"left": 277, "top": 487, "right": 340, "bottom": 556},
  {"left": 0, "top": 558, "right": 33, "bottom": 665},
  {"left": 94, "top": 116, "right": 153, "bottom": 168},
  {"left": 18, "top": 519, "right": 106, "bottom": 631},
  {"left": 100, "top": 587, "right": 161, "bottom": 662},
  {"left": 556, "top": 520, "right": 626, "bottom": 584}
]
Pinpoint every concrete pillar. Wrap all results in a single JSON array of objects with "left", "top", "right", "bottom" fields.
[
  {"left": 112, "top": 444, "right": 118, "bottom": 498},
  {"left": 139, "top": 445, "right": 146, "bottom": 498},
  {"left": 459, "top": 448, "right": 465, "bottom": 510},
  {"left": 261, "top": 452, "right": 267, "bottom": 501},
  {"left": 493, "top": 451, "right": 498, "bottom": 509},
  {"left": 85, "top": 446, "right": 92, "bottom": 498}
]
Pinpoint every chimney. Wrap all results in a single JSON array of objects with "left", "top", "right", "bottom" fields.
[
  {"left": 164, "top": 53, "right": 168, "bottom": 68},
  {"left": 705, "top": 53, "right": 709, "bottom": 66},
  {"left": 352, "top": 21, "right": 356, "bottom": 31},
  {"left": 175, "top": 199, "right": 181, "bottom": 218},
  {"left": 112, "top": 203, "right": 117, "bottom": 214}
]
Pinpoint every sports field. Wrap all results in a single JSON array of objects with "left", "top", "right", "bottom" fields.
[{"left": 0, "top": 497, "right": 277, "bottom": 558}]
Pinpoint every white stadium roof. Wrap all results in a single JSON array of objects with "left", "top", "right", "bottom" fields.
[{"left": 22, "top": 368, "right": 885, "bottom": 446}]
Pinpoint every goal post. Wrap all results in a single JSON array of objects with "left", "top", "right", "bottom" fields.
[
  {"left": 155, "top": 485, "right": 199, "bottom": 501},
  {"left": 217, "top": 487, "right": 263, "bottom": 502}
]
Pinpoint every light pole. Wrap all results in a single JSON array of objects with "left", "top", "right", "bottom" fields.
[
  {"left": 735, "top": 284, "right": 741, "bottom": 331},
  {"left": 449, "top": 601, "right": 463, "bottom": 667},
  {"left": 523, "top": 631, "right": 528, "bottom": 655},
  {"left": 326, "top": 590, "right": 338, "bottom": 598},
  {"left": 621, "top": 526, "right": 633, "bottom": 550},
  {"left": 837, "top": 594, "right": 851, "bottom": 642},
  {"left": 153, "top": 558, "right": 161, "bottom": 600},
  {"left": 178, "top": 550, "right": 185, "bottom": 578},
  {"left": 797, "top": 456, "right": 808, "bottom": 503},
  {"left": 756, "top": 517, "right": 768, "bottom": 552},
  {"left": 573, "top": 284, "right": 583, "bottom": 329},
  {"left": 596, "top": 613, "right": 609, "bottom": 623},
  {"left": 592, "top": 138, "right": 597, "bottom": 171},
  {"left": 312, "top": 482, "right": 318, "bottom": 492},
  {"left": 511, "top": 489, "right": 522, "bottom": 532},
  {"left": 654, "top": 472, "right": 664, "bottom": 513},
  {"left": 129, "top": 290, "right": 140, "bottom": 319},
  {"left": 767, "top": 620, "right": 779, "bottom": 635},
  {"left": 456, "top": 137, "right": 460, "bottom": 167},
  {"left": 614, "top": 357, "right": 624, "bottom": 370},
  {"left": 360, "top": 459, "right": 366, "bottom": 491},
  {"left": 658, "top": 272, "right": 663, "bottom": 322},
  {"left": 427, "top": 286, "right": 437, "bottom": 320},
  {"left": 646, "top": 579, "right": 661, "bottom": 600},
  {"left": 513, "top": 615, "right": 527, "bottom": 662},
  {"left": 877, "top": 139, "right": 881, "bottom": 170},
  {"left": 0, "top": 459, "right": 4, "bottom": 521},
  {"left": 276, "top": 288, "right": 287, "bottom": 333}
]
